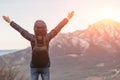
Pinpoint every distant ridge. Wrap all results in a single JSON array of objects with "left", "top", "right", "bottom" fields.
[{"left": 0, "top": 49, "right": 18, "bottom": 56}]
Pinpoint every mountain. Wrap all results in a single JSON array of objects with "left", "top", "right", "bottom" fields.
[
  {"left": 52, "top": 18, "right": 120, "bottom": 53},
  {"left": 87, "top": 19, "right": 120, "bottom": 52},
  {"left": 1, "top": 18, "right": 120, "bottom": 80}
]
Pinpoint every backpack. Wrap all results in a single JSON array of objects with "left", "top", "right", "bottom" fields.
[{"left": 32, "top": 35, "right": 49, "bottom": 68}]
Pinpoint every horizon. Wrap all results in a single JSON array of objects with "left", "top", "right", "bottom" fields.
[
  {"left": 0, "top": 0, "right": 120, "bottom": 49},
  {"left": 0, "top": 49, "right": 18, "bottom": 56}
]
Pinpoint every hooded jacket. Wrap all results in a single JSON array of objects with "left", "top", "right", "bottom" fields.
[{"left": 10, "top": 18, "right": 68, "bottom": 68}]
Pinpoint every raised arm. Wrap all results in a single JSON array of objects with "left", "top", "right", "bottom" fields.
[
  {"left": 48, "top": 11, "right": 74, "bottom": 41},
  {"left": 2, "top": 16, "right": 34, "bottom": 41}
]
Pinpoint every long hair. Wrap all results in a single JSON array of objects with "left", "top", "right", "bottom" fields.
[{"left": 34, "top": 20, "right": 47, "bottom": 47}]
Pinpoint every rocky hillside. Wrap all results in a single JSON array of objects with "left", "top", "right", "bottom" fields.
[
  {"left": 51, "top": 18, "right": 120, "bottom": 53},
  {"left": 1, "top": 18, "right": 120, "bottom": 80}
]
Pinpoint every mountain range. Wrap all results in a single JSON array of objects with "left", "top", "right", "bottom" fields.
[{"left": 1, "top": 18, "right": 120, "bottom": 80}]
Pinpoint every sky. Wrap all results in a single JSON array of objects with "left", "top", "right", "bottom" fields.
[{"left": 0, "top": 0, "right": 120, "bottom": 49}]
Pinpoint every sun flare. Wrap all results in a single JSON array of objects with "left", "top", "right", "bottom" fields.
[
  {"left": 99, "top": 9, "right": 118, "bottom": 20},
  {"left": 101, "top": 11, "right": 115, "bottom": 18}
]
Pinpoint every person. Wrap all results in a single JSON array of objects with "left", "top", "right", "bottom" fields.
[{"left": 2, "top": 11, "right": 74, "bottom": 80}]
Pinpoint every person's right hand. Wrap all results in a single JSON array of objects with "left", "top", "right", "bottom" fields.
[{"left": 2, "top": 16, "right": 11, "bottom": 23}]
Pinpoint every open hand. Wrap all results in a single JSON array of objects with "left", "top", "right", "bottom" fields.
[
  {"left": 67, "top": 11, "right": 74, "bottom": 20},
  {"left": 2, "top": 16, "right": 11, "bottom": 23}
]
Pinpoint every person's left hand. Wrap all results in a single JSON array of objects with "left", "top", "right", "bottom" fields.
[{"left": 67, "top": 11, "right": 74, "bottom": 20}]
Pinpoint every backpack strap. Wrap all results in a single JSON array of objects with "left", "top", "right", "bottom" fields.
[{"left": 34, "top": 35, "right": 37, "bottom": 47}]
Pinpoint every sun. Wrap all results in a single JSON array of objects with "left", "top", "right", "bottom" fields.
[
  {"left": 99, "top": 9, "right": 119, "bottom": 20},
  {"left": 101, "top": 11, "right": 115, "bottom": 18}
]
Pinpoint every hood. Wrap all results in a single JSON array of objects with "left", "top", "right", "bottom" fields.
[{"left": 34, "top": 20, "right": 47, "bottom": 36}]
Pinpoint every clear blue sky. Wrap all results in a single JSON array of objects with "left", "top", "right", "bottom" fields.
[{"left": 0, "top": 0, "right": 120, "bottom": 49}]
